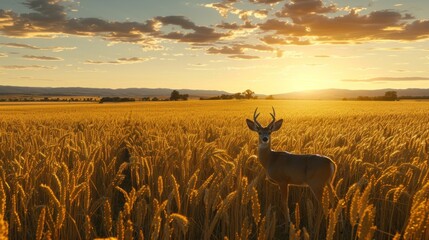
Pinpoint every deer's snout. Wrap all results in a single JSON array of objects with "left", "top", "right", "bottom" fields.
[{"left": 262, "top": 136, "right": 269, "bottom": 142}]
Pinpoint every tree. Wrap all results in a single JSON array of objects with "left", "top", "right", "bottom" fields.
[
  {"left": 170, "top": 90, "right": 189, "bottom": 101},
  {"left": 243, "top": 89, "right": 255, "bottom": 99},
  {"left": 384, "top": 91, "right": 398, "bottom": 101},
  {"left": 180, "top": 94, "right": 189, "bottom": 101},
  {"left": 170, "top": 90, "right": 181, "bottom": 101},
  {"left": 266, "top": 95, "right": 274, "bottom": 100},
  {"left": 234, "top": 93, "right": 244, "bottom": 99}
]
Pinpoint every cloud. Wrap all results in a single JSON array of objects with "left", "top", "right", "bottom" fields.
[
  {"left": 64, "top": 18, "right": 156, "bottom": 36},
  {"left": 260, "top": 35, "right": 311, "bottom": 45},
  {"left": 205, "top": 2, "right": 268, "bottom": 21},
  {"left": 216, "top": 21, "right": 256, "bottom": 30},
  {"left": 1, "top": 0, "right": 429, "bottom": 58},
  {"left": 1, "top": 42, "right": 76, "bottom": 52},
  {"left": 259, "top": 19, "right": 308, "bottom": 35},
  {"left": 0, "top": 1, "right": 226, "bottom": 45},
  {"left": 22, "top": 0, "right": 67, "bottom": 23},
  {"left": 229, "top": 54, "right": 260, "bottom": 59},
  {"left": 1, "top": 43, "right": 41, "bottom": 49},
  {"left": 276, "top": 0, "right": 338, "bottom": 17},
  {"left": 208, "top": 43, "right": 274, "bottom": 54},
  {"left": 249, "top": 0, "right": 283, "bottom": 4},
  {"left": 0, "top": 53, "right": 7, "bottom": 57},
  {"left": 208, "top": 45, "right": 244, "bottom": 55},
  {"left": 371, "top": 47, "right": 415, "bottom": 51},
  {"left": 238, "top": 44, "right": 274, "bottom": 52},
  {"left": 314, "top": 55, "right": 330, "bottom": 58},
  {"left": 0, "top": 65, "right": 55, "bottom": 70},
  {"left": 188, "top": 63, "right": 208, "bottom": 67},
  {"left": 259, "top": 9, "right": 429, "bottom": 43},
  {"left": 207, "top": 43, "right": 277, "bottom": 59},
  {"left": 237, "top": 9, "right": 269, "bottom": 21},
  {"left": 155, "top": 16, "right": 228, "bottom": 43},
  {"left": 23, "top": 55, "right": 63, "bottom": 61},
  {"left": 16, "top": 76, "right": 54, "bottom": 81},
  {"left": 0, "top": 9, "right": 16, "bottom": 28},
  {"left": 85, "top": 57, "right": 149, "bottom": 65},
  {"left": 387, "top": 20, "right": 429, "bottom": 40},
  {"left": 342, "top": 77, "right": 429, "bottom": 82},
  {"left": 204, "top": 3, "right": 232, "bottom": 17}
]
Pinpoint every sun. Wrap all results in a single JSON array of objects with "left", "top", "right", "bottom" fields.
[{"left": 279, "top": 65, "right": 336, "bottom": 92}]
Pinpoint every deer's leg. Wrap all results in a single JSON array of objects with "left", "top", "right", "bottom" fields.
[
  {"left": 307, "top": 180, "right": 324, "bottom": 205},
  {"left": 279, "top": 183, "right": 291, "bottom": 223}
]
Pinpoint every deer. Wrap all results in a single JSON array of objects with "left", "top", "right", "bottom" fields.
[{"left": 246, "top": 107, "right": 338, "bottom": 223}]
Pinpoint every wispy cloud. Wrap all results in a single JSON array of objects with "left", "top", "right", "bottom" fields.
[
  {"left": 249, "top": 0, "right": 283, "bottom": 4},
  {"left": 229, "top": 55, "right": 260, "bottom": 59},
  {"left": 85, "top": 57, "right": 149, "bottom": 65},
  {"left": 17, "top": 76, "right": 54, "bottom": 81},
  {"left": 207, "top": 43, "right": 276, "bottom": 59},
  {"left": 23, "top": 55, "right": 63, "bottom": 61},
  {"left": 188, "top": 63, "right": 208, "bottom": 67},
  {"left": 342, "top": 77, "right": 429, "bottom": 82},
  {"left": 1, "top": 43, "right": 76, "bottom": 52},
  {"left": 371, "top": 47, "right": 415, "bottom": 51},
  {"left": 0, "top": 65, "right": 55, "bottom": 70},
  {"left": 0, "top": 53, "right": 7, "bottom": 57},
  {"left": 314, "top": 55, "right": 330, "bottom": 58},
  {"left": 260, "top": 35, "right": 311, "bottom": 45},
  {"left": 208, "top": 46, "right": 244, "bottom": 55}
]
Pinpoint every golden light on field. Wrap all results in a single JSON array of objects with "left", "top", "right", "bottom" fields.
[{"left": 0, "top": 100, "right": 428, "bottom": 239}]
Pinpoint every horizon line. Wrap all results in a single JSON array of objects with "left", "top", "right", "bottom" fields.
[{"left": 0, "top": 84, "right": 428, "bottom": 96}]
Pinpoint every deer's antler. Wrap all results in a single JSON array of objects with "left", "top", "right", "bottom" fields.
[
  {"left": 253, "top": 107, "right": 263, "bottom": 128},
  {"left": 268, "top": 107, "right": 276, "bottom": 128}
]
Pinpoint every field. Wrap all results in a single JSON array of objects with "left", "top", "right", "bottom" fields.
[{"left": 0, "top": 100, "right": 428, "bottom": 240}]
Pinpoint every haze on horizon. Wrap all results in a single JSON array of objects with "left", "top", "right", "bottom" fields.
[{"left": 0, "top": 0, "right": 428, "bottom": 95}]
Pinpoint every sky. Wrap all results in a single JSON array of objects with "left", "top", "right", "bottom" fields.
[{"left": 0, "top": 0, "right": 428, "bottom": 94}]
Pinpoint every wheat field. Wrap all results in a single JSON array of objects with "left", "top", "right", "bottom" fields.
[{"left": 0, "top": 100, "right": 428, "bottom": 240}]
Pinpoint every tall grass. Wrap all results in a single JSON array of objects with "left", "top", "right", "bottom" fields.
[{"left": 0, "top": 100, "right": 428, "bottom": 239}]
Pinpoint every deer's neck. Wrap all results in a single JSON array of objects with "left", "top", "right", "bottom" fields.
[{"left": 258, "top": 144, "right": 272, "bottom": 169}]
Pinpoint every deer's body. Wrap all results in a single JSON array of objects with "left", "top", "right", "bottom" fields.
[
  {"left": 259, "top": 148, "right": 336, "bottom": 200},
  {"left": 247, "top": 107, "right": 337, "bottom": 223}
]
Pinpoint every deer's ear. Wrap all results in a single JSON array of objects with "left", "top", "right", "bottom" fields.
[
  {"left": 271, "top": 119, "right": 283, "bottom": 132},
  {"left": 246, "top": 119, "right": 258, "bottom": 132}
]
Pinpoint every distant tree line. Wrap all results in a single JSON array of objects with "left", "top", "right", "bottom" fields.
[
  {"left": 99, "top": 97, "right": 135, "bottom": 103},
  {"left": 0, "top": 97, "right": 97, "bottom": 102},
  {"left": 140, "top": 90, "right": 190, "bottom": 102},
  {"left": 0, "top": 90, "right": 191, "bottom": 103},
  {"left": 201, "top": 89, "right": 259, "bottom": 100},
  {"left": 398, "top": 96, "right": 429, "bottom": 100},
  {"left": 344, "top": 91, "right": 399, "bottom": 101},
  {"left": 141, "top": 97, "right": 170, "bottom": 101}
]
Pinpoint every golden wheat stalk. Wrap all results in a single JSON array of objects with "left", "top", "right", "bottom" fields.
[
  {"left": 103, "top": 200, "right": 113, "bottom": 234},
  {"left": 35, "top": 207, "right": 46, "bottom": 240}
]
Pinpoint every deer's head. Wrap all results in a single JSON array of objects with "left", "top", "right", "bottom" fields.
[{"left": 246, "top": 107, "right": 283, "bottom": 147}]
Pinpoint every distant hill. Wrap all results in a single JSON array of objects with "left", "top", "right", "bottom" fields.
[
  {"left": 274, "top": 88, "right": 429, "bottom": 99},
  {"left": 2, "top": 85, "right": 429, "bottom": 100},
  {"left": 0, "top": 85, "right": 230, "bottom": 98}
]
